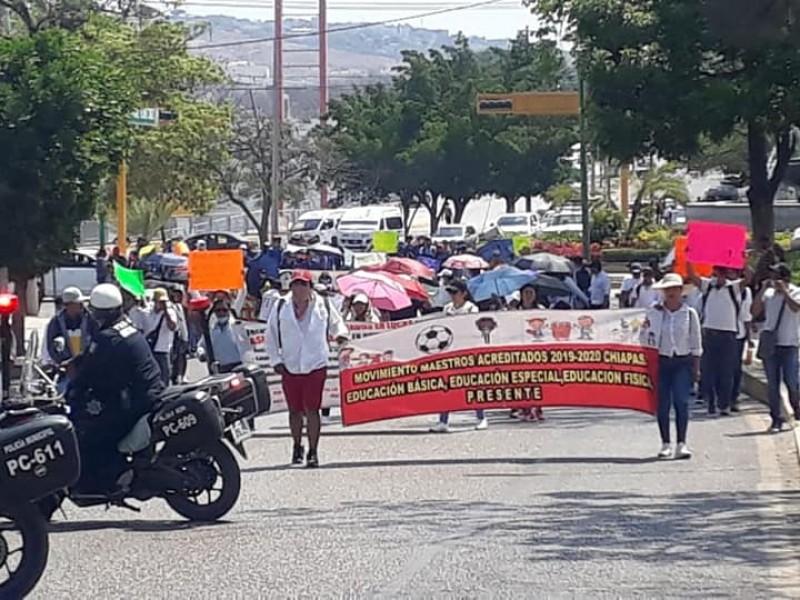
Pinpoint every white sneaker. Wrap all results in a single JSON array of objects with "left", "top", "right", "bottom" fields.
[
  {"left": 475, "top": 418, "right": 489, "bottom": 430},
  {"left": 675, "top": 443, "right": 692, "bottom": 460},
  {"left": 429, "top": 422, "right": 449, "bottom": 433},
  {"left": 321, "top": 415, "right": 332, "bottom": 426},
  {"left": 657, "top": 444, "right": 672, "bottom": 459}
]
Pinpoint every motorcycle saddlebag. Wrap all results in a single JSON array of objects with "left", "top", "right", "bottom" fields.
[
  {"left": 0, "top": 413, "right": 81, "bottom": 503},
  {"left": 151, "top": 390, "right": 224, "bottom": 453},
  {"left": 233, "top": 364, "right": 271, "bottom": 415}
]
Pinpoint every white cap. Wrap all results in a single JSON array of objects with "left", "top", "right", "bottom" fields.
[
  {"left": 61, "top": 286, "right": 86, "bottom": 304},
  {"left": 652, "top": 273, "right": 685, "bottom": 290},
  {"left": 89, "top": 283, "right": 123, "bottom": 310},
  {"left": 352, "top": 293, "right": 369, "bottom": 305},
  {"left": 438, "top": 269, "right": 453, "bottom": 279}
]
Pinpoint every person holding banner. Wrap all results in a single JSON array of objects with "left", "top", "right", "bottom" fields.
[
  {"left": 430, "top": 279, "right": 488, "bottom": 432},
  {"left": 267, "top": 269, "right": 350, "bottom": 468},
  {"left": 640, "top": 273, "right": 702, "bottom": 460}
]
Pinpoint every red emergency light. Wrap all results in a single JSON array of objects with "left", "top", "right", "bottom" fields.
[{"left": 0, "top": 293, "right": 19, "bottom": 316}]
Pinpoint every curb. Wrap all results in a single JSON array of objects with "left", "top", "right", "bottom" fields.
[{"left": 742, "top": 366, "right": 800, "bottom": 467}]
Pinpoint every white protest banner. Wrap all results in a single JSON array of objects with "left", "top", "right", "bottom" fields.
[{"left": 338, "top": 309, "right": 657, "bottom": 426}]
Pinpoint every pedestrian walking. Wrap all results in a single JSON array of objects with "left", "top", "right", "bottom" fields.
[
  {"left": 169, "top": 288, "right": 190, "bottom": 385},
  {"left": 430, "top": 279, "right": 487, "bottom": 432},
  {"left": 145, "top": 287, "right": 177, "bottom": 386},
  {"left": 266, "top": 269, "right": 349, "bottom": 468},
  {"left": 687, "top": 265, "right": 742, "bottom": 416},
  {"left": 640, "top": 273, "right": 702, "bottom": 460},
  {"left": 589, "top": 260, "right": 611, "bottom": 309},
  {"left": 198, "top": 299, "right": 249, "bottom": 373},
  {"left": 630, "top": 266, "right": 661, "bottom": 309},
  {"left": 619, "top": 262, "right": 643, "bottom": 308},
  {"left": 750, "top": 263, "right": 800, "bottom": 433},
  {"left": 731, "top": 268, "right": 753, "bottom": 412}
]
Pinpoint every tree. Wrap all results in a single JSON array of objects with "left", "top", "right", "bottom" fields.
[
  {"left": 0, "top": 27, "right": 137, "bottom": 347},
  {"left": 216, "top": 92, "right": 347, "bottom": 245},
  {"left": 325, "top": 34, "right": 578, "bottom": 233},
  {"left": 625, "top": 164, "right": 689, "bottom": 238},
  {"left": 531, "top": 0, "right": 800, "bottom": 250}
]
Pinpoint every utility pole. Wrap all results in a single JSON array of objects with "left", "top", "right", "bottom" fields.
[
  {"left": 270, "top": 0, "right": 284, "bottom": 241},
  {"left": 319, "top": 0, "right": 329, "bottom": 209},
  {"left": 579, "top": 78, "right": 591, "bottom": 260}
]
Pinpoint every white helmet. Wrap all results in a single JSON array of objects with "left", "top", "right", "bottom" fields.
[{"left": 89, "top": 283, "right": 123, "bottom": 310}]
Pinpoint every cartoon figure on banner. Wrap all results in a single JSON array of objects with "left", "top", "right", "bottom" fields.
[
  {"left": 382, "top": 350, "right": 395, "bottom": 363},
  {"left": 475, "top": 317, "right": 498, "bottom": 344},
  {"left": 416, "top": 325, "right": 454, "bottom": 354},
  {"left": 339, "top": 346, "right": 355, "bottom": 369},
  {"left": 577, "top": 315, "right": 595, "bottom": 340},
  {"left": 551, "top": 321, "right": 572, "bottom": 341},
  {"left": 526, "top": 317, "right": 547, "bottom": 341}
]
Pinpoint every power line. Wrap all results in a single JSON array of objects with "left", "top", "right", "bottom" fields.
[
  {"left": 191, "top": 0, "right": 507, "bottom": 49},
  {"left": 180, "top": 1, "right": 521, "bottom": 10}
]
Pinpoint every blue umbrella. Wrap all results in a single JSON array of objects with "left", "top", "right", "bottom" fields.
[{"left": 467, "top": 266, "right": 537, "bottom": 302}]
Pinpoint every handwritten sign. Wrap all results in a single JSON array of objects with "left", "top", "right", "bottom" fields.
[
  {"left": 188, "top": 250, "right": 244, "bottom": 291},
  {"left": 673, "top": 236, "right": 713, "bottom": 278},
  {"left": 687, "top": 221, "right": 746, "bottom": 269}
]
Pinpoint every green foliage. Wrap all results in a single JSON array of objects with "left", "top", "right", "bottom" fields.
[
  {"left": 545, "top": 182, "right": 579, "bottom": 209},
  {"left": 589, "top": 208, "right": 622, "bottom": 243},
  {"left": 634, "top": 227, "right": 673, "bottom": 250},
  {"left": 0, "top": 28, "right": 136, "bottom": 279},
  {"left": 626, "top": 164, "right": 689, "bottom": 238},
  {"left": 531, "top": 0, "right": 800, "bottom": 250},
  {"left": 325, "top": 33, "right": 579, "bottom": 231},
  {"left": 601, "top": 248, "right": 667, "bottom": 263}
]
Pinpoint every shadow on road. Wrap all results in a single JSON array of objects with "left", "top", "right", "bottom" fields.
[
  {"left": 241, "top": 455, "right": 659, "bottom": 474},
  {"left": 48, "top": 519, "right": 229, "bottom": 535}
]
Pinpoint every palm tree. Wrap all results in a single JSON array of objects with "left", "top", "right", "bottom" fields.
[
  {"left": 625, "top": 164, "right": 689, "bottom": 238},
  {"left": 107, "top": 197, "right": 180, "bottom": 242}
]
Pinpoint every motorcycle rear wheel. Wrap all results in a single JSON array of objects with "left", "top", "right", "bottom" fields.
[
  {"left": 165, "top": 440, "right": 241, "bottom": 522},
  {"left": 0, "top": 502, "right": 49, "bottom": 599}
]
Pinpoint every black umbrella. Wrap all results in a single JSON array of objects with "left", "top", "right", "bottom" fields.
[
  {"left": 522, "top": 252, "right": 573, "bottom": 274},
  {"left": 529, "top": 273, "right": 574, "bottom": 306}
]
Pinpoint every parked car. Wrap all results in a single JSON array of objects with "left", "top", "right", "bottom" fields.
[
  {"left": 289, "top": 209, "right": 345, "bottom": 245},
  {"left": 701, "top": 185, "right": 740, "bottom": 202},
  {"left": 539, "top": 212, "right": 584, "bottom": 234},
  {"left": 431, "top": 224, "right": 478, "bottom": 244},
  {"left": 138, "top": 253, "right": 189, "bottom": 283},
  {"left": 493, "top": 213, "right": 541, "bottom": 236},
  {"left": 337, "top": 206, "right": 404, "bottom": 251},
  {"left": 185, "top": 231, "right": 250, "bottom": 251},
  {"left": 40, "top": 251, "right": 97, "bottom": 299}
]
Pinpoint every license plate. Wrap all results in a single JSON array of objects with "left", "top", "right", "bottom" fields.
[{"left": 230, "top": 419, "right": 253, "bottom": 444}]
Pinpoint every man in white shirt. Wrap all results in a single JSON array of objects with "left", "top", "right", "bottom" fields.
[
  {"left": 687, "top": 265, "right": 742, "bottom": 416},
  {"left": 145, "top": 288, "right": 177, "bottom": 386},
  {"left": 631, "top": 267, "right": 661, "bottom": 309},
  {"left": 750, "top": 263, "right": 800, "bottom": 432},
  {"left": 267, "top": 269, "right": 349, "bottom": 468},
  {"left": 589, "top": 260, "right": 611, "bottom": 309},
  {"left": 620, "top": 263, "right": 642, "bottom": 307},
  {"left": 731, "top": 269, "right": 753, "bottom": 412}
]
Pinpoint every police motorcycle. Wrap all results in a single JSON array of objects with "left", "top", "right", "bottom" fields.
[
  {"left": 0, "top": 403, "right": 80, "bottom": 598},
  {"left": 34, "top": 334, "right": 270, "bottom": 524}
]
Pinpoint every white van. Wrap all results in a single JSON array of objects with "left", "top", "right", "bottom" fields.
[
  {"left": 289, "top": 209, "right": 345, "bottom": 245},
  {"left": 337, "top": 206, "right": 405, "bottom": 251}
]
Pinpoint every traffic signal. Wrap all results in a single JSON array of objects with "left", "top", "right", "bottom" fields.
[
  {"left": 0, "top": 294, "right": 19, "bottom": 316},
  {"left": 477, "top": 98, "right": 514, "bottom": 114}
]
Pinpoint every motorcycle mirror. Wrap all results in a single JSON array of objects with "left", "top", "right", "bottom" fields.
[{"left": 53, "top": 337, "right": 66, "bottom": 353}]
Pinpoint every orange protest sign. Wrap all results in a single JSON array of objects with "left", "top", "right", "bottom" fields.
[
  {"left": 188, "top": 250, "right": 244, "bottom": 291},
  {"left": 673, "top": 236, "right": 713, "bottom": 278}
]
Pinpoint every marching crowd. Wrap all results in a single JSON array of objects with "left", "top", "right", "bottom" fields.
[{"left": 37, "top": 237, "right": 800, "bottom": 467}]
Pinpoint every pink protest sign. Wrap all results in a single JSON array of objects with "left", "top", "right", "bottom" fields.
[{"left": 686, "top": 221, "right": 747, "bottom": 269}]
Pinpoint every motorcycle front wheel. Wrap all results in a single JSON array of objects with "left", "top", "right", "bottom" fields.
[
  {"left": 165, "top": 440, "right": 241, "bottom": 522},
  {"left": 0, "top": 502, "right": 49, "bottom": 599}
]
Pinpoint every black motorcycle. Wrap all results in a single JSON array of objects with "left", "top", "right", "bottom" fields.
[
  {"left": 37, "top": 365, "right": 270, "bottom": 523},
  {"left": 0, "top": 404, "right": 81, "bottom": 599}
]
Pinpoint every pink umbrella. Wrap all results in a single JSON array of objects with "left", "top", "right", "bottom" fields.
[
  {"left": 380, "top": 257, "right": 436, "bottom": 280},
  {"left": 444, "top": 254, "right": 490, "bottom": 270},
  {"left": 336, "top": 271, "right": 412, "bottom": 311}
]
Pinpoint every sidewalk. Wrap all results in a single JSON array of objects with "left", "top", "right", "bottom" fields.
[{"left": 742, "top": 360, "right": 800, "bottom": 467}]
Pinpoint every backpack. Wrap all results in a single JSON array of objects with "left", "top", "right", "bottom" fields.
[
  {"left": 700, "top": 283, "right": 743, "bottom": 325},
  {"left": 275, "top": 294, "right": 332, "bottom": 350}
]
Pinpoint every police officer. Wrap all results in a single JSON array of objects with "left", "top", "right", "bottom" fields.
[{"left": 68, "top": 283, "right": 164, "bottom": 493}]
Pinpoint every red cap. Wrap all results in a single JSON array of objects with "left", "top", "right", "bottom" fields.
[{"left": 290, "top": 269, "right": 313, "bottom": 284}]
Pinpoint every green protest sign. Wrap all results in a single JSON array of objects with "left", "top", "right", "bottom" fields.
[
  {"left": 372, "top": 231, "right": 399, "bottom": 253},
  {"left": 113, "top": 262, "right": 146, "bottom": 298}
]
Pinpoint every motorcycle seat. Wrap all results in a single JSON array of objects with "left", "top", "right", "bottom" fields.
[{"left": 118, "top": 415, "right": 152, "bottom": 454}]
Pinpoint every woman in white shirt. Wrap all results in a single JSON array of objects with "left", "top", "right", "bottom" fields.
[
  {"left": 430, "top": 279, "right": 487, "bottom": 432},
  {"left": 639, "top": 273, "right": 702, "bottom": 460}
]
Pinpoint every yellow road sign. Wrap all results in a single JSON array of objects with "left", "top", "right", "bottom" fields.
[{"left": 476, "top": 92, "right": 581, "bottom": 116}]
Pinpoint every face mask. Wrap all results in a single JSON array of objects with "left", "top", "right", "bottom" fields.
[{"left": 217, "top": 315, "right": 230, "bottom": 325}]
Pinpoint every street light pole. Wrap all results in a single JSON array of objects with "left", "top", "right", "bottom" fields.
[
  {"left": 579, "top": 78, "right": 591, "bottom": 260},
  {"left": 116, "top": 161, "right": 128, "bottom": 255}
]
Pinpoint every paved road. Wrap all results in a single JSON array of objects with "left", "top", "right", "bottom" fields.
[{"left": 27, "top": 393, "right": 800, "bottom": 599}]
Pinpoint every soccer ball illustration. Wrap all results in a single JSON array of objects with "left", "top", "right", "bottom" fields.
[{"left": 415, "top": 325, "right": 454, "bottom": 354}]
